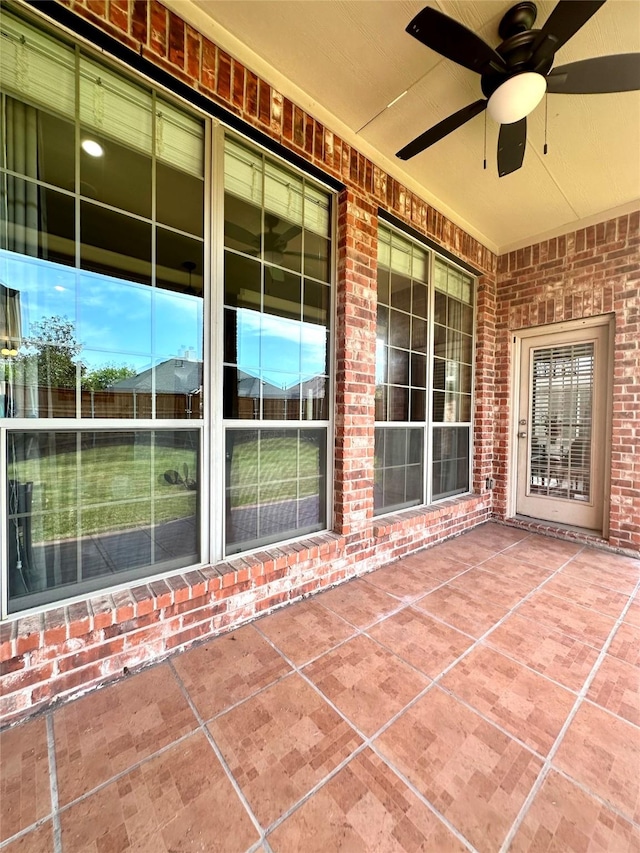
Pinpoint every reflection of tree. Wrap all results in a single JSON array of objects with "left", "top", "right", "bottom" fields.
[
  {"left": 16, "top": 315, "right": 137, "bottom": 391},
  {"left": 82, "top": 364, "right": 136, "bottom": 390},
  {"left": 19, "top": 315, "right": 86, "bottom": 389}
]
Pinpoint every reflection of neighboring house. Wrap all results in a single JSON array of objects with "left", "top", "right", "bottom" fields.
[
  {"left": 236, "top": 369, "right": 325, "bottom": 418},
  {"left": 110, "top": 356, "right": 203, "bottom": 418},
  {"left": 113, "top": 357, "right": 202, "bottom": 395}
]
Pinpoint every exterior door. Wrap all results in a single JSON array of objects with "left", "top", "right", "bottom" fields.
[{"left": 515, "top": 321, "right": 610, "bottom": 531}]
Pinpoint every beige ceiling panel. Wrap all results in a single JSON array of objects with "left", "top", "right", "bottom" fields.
[
  {"left": 194, "top": 0, "right": 433, "bottom": 130},
  {"left": 182, "top": 0, "right": 639, "bottom": 250},
  {"left": 528, "top": 92, "right": 640, "bottom": 220}
]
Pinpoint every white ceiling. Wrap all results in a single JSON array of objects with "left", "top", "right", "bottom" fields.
[{"left": 168, "top": 0, "right": 640, "bottom": 254}]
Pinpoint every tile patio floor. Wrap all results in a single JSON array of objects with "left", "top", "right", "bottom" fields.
[{"left": 2, "top": 523, "right": 640, "bottom": 852}]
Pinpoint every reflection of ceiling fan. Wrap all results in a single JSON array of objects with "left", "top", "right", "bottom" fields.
[
  {"left": 226, "top": 213, "right": 301, "bottom": 259},
  {"left": 396, "top": 0, "right": 640, "bottom": 176}
]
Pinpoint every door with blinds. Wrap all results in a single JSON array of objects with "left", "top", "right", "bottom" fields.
[{"left": 515, "top": 320, "right": 611, "bottom": 531}]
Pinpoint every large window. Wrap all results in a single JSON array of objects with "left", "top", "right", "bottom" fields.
[
  {"left": 1, "top": 12, "right": 205, "bottom": 610},
  {"left": 374, "top": 225, "right": 474, "bottom": 514},
  {"left": 223, "top": 140, "right": 332, "bottom": 553}
]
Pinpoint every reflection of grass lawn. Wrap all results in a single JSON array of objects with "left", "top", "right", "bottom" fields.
[
  {"left": 10, "top": 440, "right": 197, "bottom": 541},
  {"left": 229, "top": 436, "right": 320, "bottom": 508}
]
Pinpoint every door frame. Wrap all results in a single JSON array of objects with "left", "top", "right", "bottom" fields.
[{"left": 507, "top": 314, "right": 614, "bottom": 535}]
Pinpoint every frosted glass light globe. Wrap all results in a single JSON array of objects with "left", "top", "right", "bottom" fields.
[{"left": 487, "top": 72, "right": 547, "bottom": 124}]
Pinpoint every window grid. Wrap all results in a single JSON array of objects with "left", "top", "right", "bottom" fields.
[{"left": 374, "top": 226, "right": 475, "bottom": 515}]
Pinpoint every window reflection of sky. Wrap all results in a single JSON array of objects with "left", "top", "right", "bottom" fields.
[
  {"left": 237, "top": 308, "right": 326, "bottom": 389},
  {"left": 0, "top": 249, "right": 203, "bottom": 371}
]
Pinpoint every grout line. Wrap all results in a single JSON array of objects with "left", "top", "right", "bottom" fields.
[
  {"left": 54, "top": 727, "right": 201, "bottom": 817},
  {"left": 0, "top": 816, "right": 55, "bottom": 850},
  {"left": 252, "top": 621, "right": 475, "bottom": 849},
  {"left": 550, "top": 764, "right": 640, "bottom": 830},
  {"left": 499, "top": 576, "right": 640, "bottom": 853},
  {"left": 366, "top": 741, "right": 478, "bottom": 853},
  {"left": 45, "top": 714, "right": 62, "bottom": 853},
  {"left": 167, "top": 658, "right": 267, "bottom": 847},
  {"left": 245, "top": 540, "right": 595, "bottom": 848}
]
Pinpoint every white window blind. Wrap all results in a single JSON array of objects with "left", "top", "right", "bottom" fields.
[
  {"left": 0, "top": 14, "right": 75, "bottom": 120},
  {"left": 224, "top": 139, "right": 263, "bottom": 205},
  {"left": 225, "top": 138, "right": 330, "bottom": 236},
  {"left": 0, "top": 12, "right": 203, "bottom": 178}
]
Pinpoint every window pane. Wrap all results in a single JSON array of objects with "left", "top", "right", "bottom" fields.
[
  {"left": 157, "top": 164, "right": 204, "bottom": 237},
  {"left": 374, "top": 426, "right": 423, "bottom": 515},
  {"left": 80, "top": 129, "right": 152, "bottom": 218},
  {"left": 224, "top": 253, "right": 261, "bottom": 308},
  {"left": 1, "top": 178, "right": 75, "bottom": 268},
  {"left": 225, "top": 193, "right": 262, "bottom": 256},
  {"left": 7, "top": 430, "right": 200, "bottom": 610},
  {"left": 388, "top": 385, "right": 409, "bottom": 421},
  {"left": 225, "top": 428, "right": 326, "bottom": 553},
  {"left": 432, "top": 426, "right": 469, "bottom": 499},
  {"left": 80, "top": 202, "right": 151, "bottom": 285},
  {"left": 304, "top": 230, "right": 329, "bottom": 282}
]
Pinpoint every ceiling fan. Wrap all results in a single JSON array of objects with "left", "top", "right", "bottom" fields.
[
  {"left": 226, "top": 213, "right": 301, "bottom": 259},
  {"left": 396, "top": 0, "right": 640, "bottom": 176}
]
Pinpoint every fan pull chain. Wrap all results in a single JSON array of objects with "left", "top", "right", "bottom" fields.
[
  {"left": 544, "top": 94, "right": 548, "bottom": 155},
  {"left": 483, "top": 110, "right": 487, "bottom": 170}
]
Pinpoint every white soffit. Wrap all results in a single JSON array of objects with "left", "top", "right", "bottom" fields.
[{"left": 172, "top": 0, "right": 640, "bottom": 254}]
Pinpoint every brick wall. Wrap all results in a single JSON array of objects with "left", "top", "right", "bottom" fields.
[
  {"left": 494, "top": 213, "right": 640, "bottom": 550},
  {"left": 0, "top": 0, "right": 497, "bottom": 725}
]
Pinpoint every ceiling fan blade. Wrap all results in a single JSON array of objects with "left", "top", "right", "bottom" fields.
[
  {"left": 532, "top": 1, "right": 605, "bottom": 68},
  {"left": 396, "top": 99, "right": 487, "bottom": 161},
  {"left": 280, "top": 224, "right": 302, "bottom": 243},
  {"left": 406, "top": 7, "right": 506, "bottom": 75},
  {"left": 547, "top": 54, "right": 640, "bottom": 93},
  {"left": 225, "top": 222, "right": 259, "bottom": 246},
  {"left": 497, "top": 118, "right": 526, "bottom": 177}
]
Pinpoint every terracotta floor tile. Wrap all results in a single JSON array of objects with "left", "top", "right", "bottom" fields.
[
  {"left": 208, "top": 673, "right": 362, "bottom": 827},
  {"left": 540, "top": 576, "right": 630, "bottom": 619},
  {"left": 375, "top": 687, "right": 542, "bottom": 853},
  {"left": 59, "top": 731, "right": 258, "bottom": 853},
  {"left": 587, "top": 654, "right": 640, "bottom": 726},
  {"left": 0, "top": 717, "right": 50, "bottom": 841},
  {"left": 623, "top": 594, "right": 640, "bottom": 628},
  {"left": 608, "top": 622, "right": 640, "bottom": 667},
  {"left": 478, "top": 553, "right": 555, "bottom": 588},
  {"left": 448, "top": 567, "right": 533, "bottom": 609},
  {"left": 1, "top": 822, "right": 54, "bottom": 853},
  {"left": 318, "top": 578, "right": 400, "bottom": 628},
  {"left": 256, "top": 600, "right": 355, "bottom": 666},
  {"left": 393, "top": 551, "right": 471, "bottom": 583},
  {"left": 268, "top": 748, "right": 466, "bottom": 852},
  {"left": 568, "top": 549, "right": 640, "bottom": 577},
  {"left": 487, "top": 613, "right": 599, "bottom": 691},
  {"left": 364, "top": 563, "right": 442, "bottom": 601},
  {"left": 451, "top": 523, "right": 530, "bottom": 552},
  {"left": 554, "top": 703, "right": 640, "bottom": 823},
  {"left": 559, "top": 561, "right": 640, "bottom": 595},
  {"left": 54, "top": 663, "right": 197, "bottom": 806},
  {"left": 172, "top": 624, "right": 291, "bottom": 720},
  {"left": 423, "top": 537, "right": 497, "bottom": 567},
  {"left": 303, "top": 634, "right": 429, "bottom": 736},
  {"left": 503, "top": 535, "right": 583, "bottom": 570},
  {"left": 517, "top": 590, "right": 616, "bottom": 648},
  {"left": 441, "top": 646, "right": 576, "bottom": 755},
  {"left": 416, "top": 585, "right": 509, "bottom": 638},
  {"left": 368, "top": 607, "right": 473, "bottom": 678},
  {"left": 511, "top": 770, "right": 640, "bottom": 852}
]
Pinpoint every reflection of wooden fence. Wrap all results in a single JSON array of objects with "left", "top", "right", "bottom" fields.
[{"left": 8, "top": 386, "right": 200, "bottom": 419}]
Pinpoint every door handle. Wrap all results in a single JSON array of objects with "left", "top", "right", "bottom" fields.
[{"left": 518, "top": 432, "right": 527, "bottom": 438}]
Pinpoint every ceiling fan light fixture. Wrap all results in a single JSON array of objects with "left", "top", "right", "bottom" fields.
[{"left": 487, "top": 72, "right": 547, "bottom": 124}]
